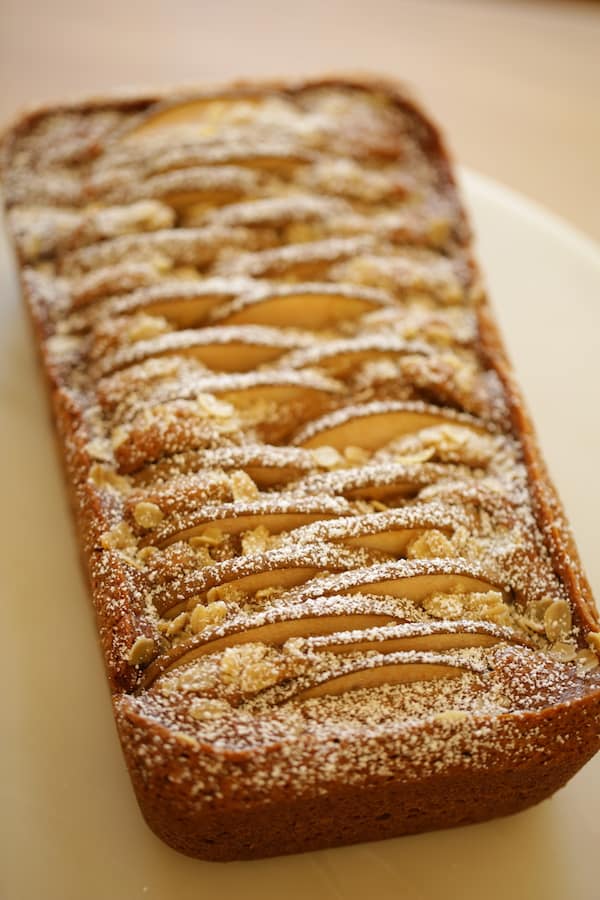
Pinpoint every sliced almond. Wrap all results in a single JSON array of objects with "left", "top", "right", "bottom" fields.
[
  {"left": 127, "top": 636, "right": 156, "bottom": 667},
  {"left": 543, "top": 599, "right": 573, "bottom": 642}
]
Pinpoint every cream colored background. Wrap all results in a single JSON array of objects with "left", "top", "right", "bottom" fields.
[{"left": 1, "top": 0, "right": 600, "bottom": 241}]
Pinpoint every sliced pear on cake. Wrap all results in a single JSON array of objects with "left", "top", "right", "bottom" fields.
[
  {"left": 310, "top": 620, "right": 525, "bottom": 655},
  {"left": 140, "top": 602, "right": 402, "bottom": 688},
  {"left": 216, "top": 369, "right": 342, "bottom": 410},
  {"left": 216, "top": 236, "right": 374, "bottom": 280},
  {"left": 289, "top": 558, "right": 502, "bottom": 604},
  {"left": 62, "top": 226, "right": 255, "bottom": 277},
  {"left": 96, "top": 326, "right": 311, "bottom": 376},
  {"left": 132, "top": 444, "right": 317, "bottom": 488},
  {"left": 111, "top": 369, "right": 341, "bottom": 429},
  {"left": 152, "top": 495, "right": 351, "bottom": 548},
  {"left": 294, "top": 400, "right": 488, "bottom": 451},
  {"left": 295, "top": 462, "right": 455, "bottom": 501},
  {"left": 97, "top": 277, "right": 257, "bottom": 328},
  {"left": 122, "top": 92, "right": 266, "bottom": 140},
  {"left": 119, "top": 166, "right": 258, "bottom": 209},
  {"left": 149, "top": 143, "right": 313, "bottom": 175},
  {"left": 206, "top": 195, "right": 346, "bottom": 229},
  {"left": 295, "top": 654, "right": 469, "bottom": 700},
  {"left": 156, "top": 544, "right": 383, "bottom": 616},
  {"left": 290, "top": 504, "right": 463, "bottom": 555},
  {"left": 211, "top": 283, "right": 393, "bottom": 329},
  {"left": 67, "top": 262, "right": 161, "bottom": 308},
  {"left": 280, "top": 336, "right": 431, "bottom": 374}
]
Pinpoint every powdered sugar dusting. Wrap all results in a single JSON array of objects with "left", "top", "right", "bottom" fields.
[{"left": 6, "top": 80, "right": 600, "bottom": 816}]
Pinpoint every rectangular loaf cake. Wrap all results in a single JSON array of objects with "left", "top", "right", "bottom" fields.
[{"left": 2, "top": 76, "right": 600, "bottom": 861}]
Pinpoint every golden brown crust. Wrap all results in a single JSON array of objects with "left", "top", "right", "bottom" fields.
[{"left": 3, "top": 74, "right": 600, "bottom": 860}]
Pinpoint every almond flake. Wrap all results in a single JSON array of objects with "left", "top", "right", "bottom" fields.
[
  {"left": 230, "top": 469, "right": 259, "bottom": 501},
  {"left": 311, "top": 445, "right": 344, "bottom": 469},
  {"left": 189, "top": 526, "right": 224, "bottom": 546},
  {"left": 544, "top": 599, "right": 572, "bottom": 642},
  {"left": 196, "top": 392, "right": 236, "bottom": 419},
  {"left": 89, "top": 463, "right": 131, "bottom": 493},
  {"left": 190, "top": 600, "right": 228, "bottom": 634},
  {"left": 127, "top": 636, "right": 156, "bottom": 666},
  {"left": 133, "top": 501, "right": 164, "bottom": 528},
  {"left": 586, "top": 631, "right": 600, "bottom": 654},
  {"left": 100, "top": 521, "right": 136, "bottom": 551}
]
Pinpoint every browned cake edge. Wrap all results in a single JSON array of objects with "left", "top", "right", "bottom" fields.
[{"left": 2, "top": 74, "right": 600, "bottom": 861}]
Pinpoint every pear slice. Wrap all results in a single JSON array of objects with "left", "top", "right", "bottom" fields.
[
  {"left": 97, "top": 326, "right": 310, "bottom": 376},
  {"left": 343, "top": 529, "right": 435, "bottom": 554},
  {"left": 126, "top": 468, "right": 233, "bottom": 521},
  {"left": 99, "top": 277, "right": 257, "bottom": 328},
  {"left": 320, "top": 629, "right": 502, "bottom": 655},
  {"left": 216, "top": 235, "right": 374, "bottom": 279},
  {"left": 112, "top": 369, "right": 341, "bottom": 429},
  {"left": 162, "top": 569, "right": 321, "bottom": 619},
  {"left": 218, "top": 372, "right": 341, "bottom": 411},
  {"left": 156, "top": 544, "right": 380, "bottom": 616},
  {"left": 132, "top": 444, "right": 316, "bottom": 488},
  {"left": 289, "top": 558, "right": 501, "bottom": 605},
  {"left": 149, "top": 144, "right": 313, "bottom": 175},
  {"left": 291, "top": 505, "right": 460, "bottom": 555},
  {"left": 160, "top": 509, "right": 332, "bottom": 546},
  {"left": 296, "top": 659, "right": 467, "bottom": 700},
  {"left": 206, "top": 195, "right": 346, "bottom": 229},
  {"left": 281, "top": 336, "right": 430, "bottom": 374},
  {"left": 295, "top": 400, "right": 487, "bottom": 450},
  {"left": 241, "top": 466, "right": 309, "bottom": 488},
  {"left": 124, "top": 166, "right": 258, "bottom": 209},
  {"left": 349, "top": 571, "right": 497, "bottom": 601},
  {"left": 153, "top": 496, "right": 350, "bottom": 548},
  {"left": 296, "top": 462, "right": 453, "bottom": 501},
  {"left": 68, "top": 262, "right": 160, "bottom": 307},
  {"left": 90, "top": 164, "right": 258, "bottom": 208},
  {"left": 62, "top": 226, "right": 254, "bottom": 277},
  {"left": 123, "top": 92, "right": 265, "bottom": 140},
  {"left": 211, "top": 284, "right": 392, "bottom": 329},
  {"left": 141, "top": 611, "right": 399, "bottom": 688}
]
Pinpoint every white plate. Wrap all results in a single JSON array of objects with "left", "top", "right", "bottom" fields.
[{"left": 1, "top": 169, "right": 599, "bottom": 900}]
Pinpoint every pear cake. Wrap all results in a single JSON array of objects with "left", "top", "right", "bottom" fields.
[{"left": 2, "top": 76, "right": 600, "bottom": 861}]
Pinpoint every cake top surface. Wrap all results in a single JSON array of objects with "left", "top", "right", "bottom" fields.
[{"left": 4, "top": 78, "right": 599, "bottom": 791}]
